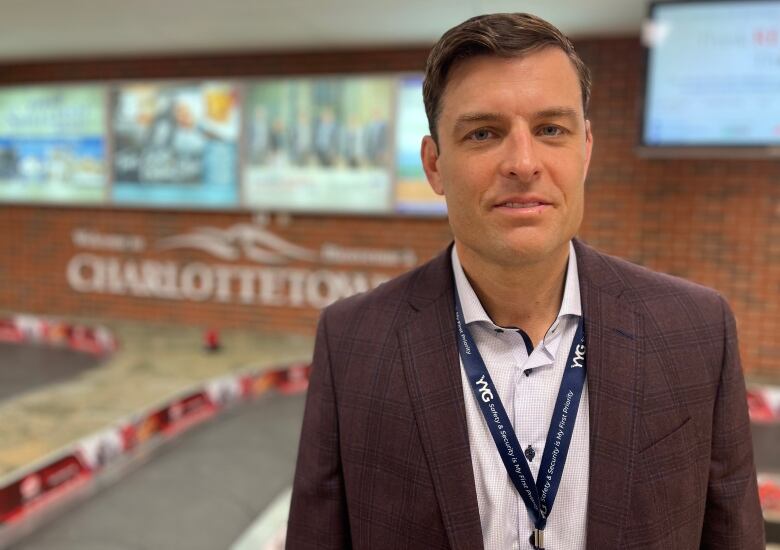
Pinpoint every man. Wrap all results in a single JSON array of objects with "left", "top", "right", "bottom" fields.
[{"left": 287, "top": 13, "right": 764, "bottom": 550}]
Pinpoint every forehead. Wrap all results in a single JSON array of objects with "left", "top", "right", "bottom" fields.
[{"left": 439, "top": 47, "right": 584, "bottom": 122}]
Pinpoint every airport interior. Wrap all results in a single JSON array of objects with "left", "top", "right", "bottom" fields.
[{"left": 0, "top": 0, "right": 778, "bottom": 548}]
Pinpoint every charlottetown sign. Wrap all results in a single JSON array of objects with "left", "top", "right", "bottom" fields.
[{"left": 67, "top": 223, "right": 418, "bottom": 309}]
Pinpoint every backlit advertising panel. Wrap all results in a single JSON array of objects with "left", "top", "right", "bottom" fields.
[
  {"left": 111, "top": 82, "right": 240, "bottom": 208},
  {"left": 243, "top": 77, "right": 394, "bottom": 213},
  {"left": 0, "top": 86, "right": 106, "bottom": 204},
  {"left": 393, "top": 76, "right": 445, "bottom": 215}
]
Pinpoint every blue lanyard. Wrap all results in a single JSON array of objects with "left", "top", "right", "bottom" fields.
[{"left": 454, "top": 289, "right": 586, "bottom": 549}]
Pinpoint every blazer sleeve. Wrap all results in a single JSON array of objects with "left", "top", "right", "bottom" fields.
[
  {"left": 699, "top": 296, "right": 765, "bottom": 549},
  {"left": 286, "top": 312, "right": 352, "bottom": 549}
]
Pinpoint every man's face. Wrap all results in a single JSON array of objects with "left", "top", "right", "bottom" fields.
[{"left": 422, "top": 47, "right": 593, "bottom": 268}]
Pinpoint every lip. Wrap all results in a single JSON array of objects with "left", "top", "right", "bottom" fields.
[{"left": 492, "top": 196, "right": 552, "bottom": 214}]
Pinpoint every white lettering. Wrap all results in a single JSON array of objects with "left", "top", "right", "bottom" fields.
[
  {"left": 214, "top": 266, "right": 234, "bottom": 303},
  {"left": 66, "top": 254, "right": 389, "bottom": 309},
  {"left": 180, "top": 263, "right": 214, "bottom": 301},
  {"left": 370, "top": 273, "right": 392, "bottom": 288},
  {"left": 571, "top": 344, "right": 586, "bottom": 368},
  {"left": 66, "top": 253, "right": 104, "bottom": 292},
  {"left": 476, "top": 375, "right": 494, "bottom": 403},
  {"left": 305, "top": 270, "right": 340, "bottom": 309},
  {"left": 456, "top": 313, "right": 472, "bottom": 355},
  {"left": 106, "top": 258, "right": 127, "bottom": 294},
  {"left": 142, "top": 261, "right": 180, "bottom": 299},
  {"left": 235, "top": 267, "right": 256, "bottom": 304},
  {"left": 71, "top": 229, "right": 145, "bottom": 253},
  {"left": 286, "top": 269, "right": 307, "bottom": 307},
  {"left": 258, "top": 268, "right": 286, "bottom": 306},
  {"left": 119, "top": 260, "right": 150, "bottom": 296},
  {"left": 319, "top": 244, "right": 417, "bottom": 267},
  {"left": 500, "top": 429, "right": 514, "bottom": 456},
  {"left": 341, "top": 271, "right": 370, "bottom": 296}
]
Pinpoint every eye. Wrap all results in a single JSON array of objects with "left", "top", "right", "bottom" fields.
[
  {"left": 467, "top": 128, "right": 494, "bottom": 141},
  {"left": 538, "top": 125, "right": 564, "bottom": 137}
]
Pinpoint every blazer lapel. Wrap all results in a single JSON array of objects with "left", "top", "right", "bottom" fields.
[
  {"left": 575, "top": 240, "right": 643, "bottom": 549},
  {"left": 397, "top": 248, "right": 484, "bottom": 550}
]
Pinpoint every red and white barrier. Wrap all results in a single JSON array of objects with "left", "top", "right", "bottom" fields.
[
  {"left": 0, "top": 360, "right": 775, "bottom": 537},
  {"left": 0, "top": 362, "right": 311, "bottom": 531},
  {"left": 759, "top": 473, "right": 780, "bottom": 523},
  {"left": 747, "top": 385, "right": 780, "bottom": 424},
  {"left": 0, "top": 315, "right": 118, "bottom": 357}
]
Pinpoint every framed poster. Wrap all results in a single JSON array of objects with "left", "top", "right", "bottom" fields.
[
  {"left": 0, "top": 86, "right": 106, "bottom": 204},
  {"left": 111, "top": 82, "right": 240, "bottom": 208},
  {"left": 393, "top": 76, "right": 446, "bottom": 215},
  {"left": 243, "top": 76, "right": 394, "bottom": 213}
]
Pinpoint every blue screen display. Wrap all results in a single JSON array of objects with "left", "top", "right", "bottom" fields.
[{"left": 643, "top": 1, "right": 780, "bottom": 146}]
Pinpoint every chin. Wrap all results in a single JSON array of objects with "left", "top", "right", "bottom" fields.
[
  {"left": 494, "top": 237, "right": 568, "bottom": 266},
  {"left": 499, "top": 247, "right": 547, "bottom": 266}
]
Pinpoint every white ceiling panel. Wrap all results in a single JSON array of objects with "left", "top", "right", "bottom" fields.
[{"left": 0, "top": 0, "right": 651, "bottom": 61}]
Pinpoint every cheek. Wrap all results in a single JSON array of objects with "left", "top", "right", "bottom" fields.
[
  {"left": 438, "top": 164, "right": 467, "bottom": 201},
  {"left": 548, "top": 157, "right": 587, "bottom": 199},
  {"left": 443, "top": 158, "right": 490, "bottom": 198},
  {"left": 566, "top": 185, "right": 586, "bottom": 228},
  {"left": 439, "top": 150, "right": 505, "bottom": 216}
]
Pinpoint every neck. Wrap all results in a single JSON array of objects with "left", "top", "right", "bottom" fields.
[{"left": 456, "top": 241, "right": 570, "bottom": 345}]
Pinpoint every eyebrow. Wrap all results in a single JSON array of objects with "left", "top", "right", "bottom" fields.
[
  {"left": 534, "top": 107, "right": 580, "bottom": 121},
  {"left": 452, "top": 112, "right": 505, "bottom": 135},
  {"left": 451, "top": 107, "right": 581, "bottom": 135}
]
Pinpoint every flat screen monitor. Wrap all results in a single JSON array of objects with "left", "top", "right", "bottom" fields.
[{"left": 641, "top": 0, "right": 780, "bottom": 156}]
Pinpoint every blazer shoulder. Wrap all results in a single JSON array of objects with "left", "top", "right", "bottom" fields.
[
  {"left": 581, "top": 243, "right": 729, "bottom": 322},
  {"left": 319, "top": 248, "right": 451, "bottom": 337}
]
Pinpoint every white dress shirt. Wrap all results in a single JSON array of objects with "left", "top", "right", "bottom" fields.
[{"left": 453, "top": 242, "right": 589, "bottom": 550}]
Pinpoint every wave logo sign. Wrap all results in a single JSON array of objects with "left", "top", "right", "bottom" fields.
[
  {"left": 154, "top": 223, "right": 417, "bottom": 268},
  {"left": 156, "top": 224, "right": 317, "bottom": 265}
]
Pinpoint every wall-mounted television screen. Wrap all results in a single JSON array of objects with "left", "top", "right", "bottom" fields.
[{"left": 641, "top": 0, "right": 780, "bottom": 155}]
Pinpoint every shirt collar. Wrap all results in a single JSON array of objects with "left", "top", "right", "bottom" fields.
[{"left": 451, "top": 241, "right": 582, "bottom": 328}]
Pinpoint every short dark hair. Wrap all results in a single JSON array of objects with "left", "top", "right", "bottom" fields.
[{"left": 423, "top": 13, "right": 592, "bottom": 144}]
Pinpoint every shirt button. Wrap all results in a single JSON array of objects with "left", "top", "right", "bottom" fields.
[
  {"left": 525, "top": 445, "right": 536, "bottom": 461},
  {"left": 523, "top": 369, "right": 532, "bottom": 377}
]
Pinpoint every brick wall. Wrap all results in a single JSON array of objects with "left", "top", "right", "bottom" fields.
[
  {"left": 0, "top": 38, "right": 777, "bottom": 375},
  {"left": 0, "top": 206, "right": 452, "bottom": 333}
]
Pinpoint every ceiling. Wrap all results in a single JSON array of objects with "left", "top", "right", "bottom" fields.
[{"left": 0, "top": 0, "right": 652, "bottom": 62}]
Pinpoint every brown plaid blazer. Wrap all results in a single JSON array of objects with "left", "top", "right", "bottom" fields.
[{"left": 287, "top": 240, "right": 764, "bottom": 549}]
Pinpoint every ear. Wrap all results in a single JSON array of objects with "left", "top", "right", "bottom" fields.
[
  {"left": 421, "top": 135, "right": 444, "bottom": 196},
  {"left": 583, "top": 119, "right": 594, "bottom": 178}
]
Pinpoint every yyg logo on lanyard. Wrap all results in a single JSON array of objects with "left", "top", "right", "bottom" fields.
[{"left": 454, "top": 289, "right": 586, "bottom": 550}]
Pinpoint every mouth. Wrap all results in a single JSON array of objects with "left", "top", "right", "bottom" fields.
[
  {"left": 493, "top": 197, "right": 552, "bottom": 213},
  {"left": 496, "top": 201, "right": 547, "bottom": 209}
]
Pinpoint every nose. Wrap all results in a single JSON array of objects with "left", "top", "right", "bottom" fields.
[{"left": 498, "top": 126, "right": 542, "bottom": 183}]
